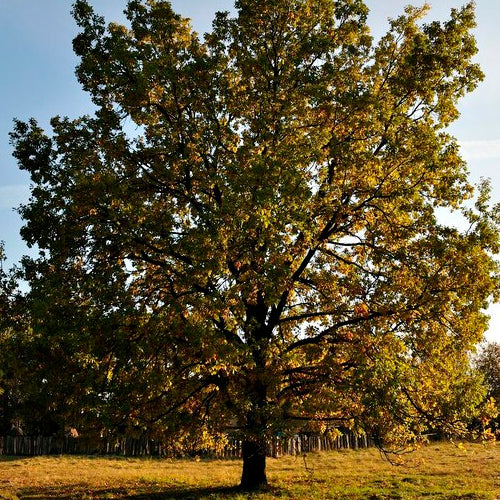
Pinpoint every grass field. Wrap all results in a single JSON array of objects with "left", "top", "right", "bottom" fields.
[{"left": 1, "top": 441, "right": 500, "bottom": 499}]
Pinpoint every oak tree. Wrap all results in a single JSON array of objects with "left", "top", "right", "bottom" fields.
[{"left": 10, "top": 0, "right": 500, "bottom": 489}]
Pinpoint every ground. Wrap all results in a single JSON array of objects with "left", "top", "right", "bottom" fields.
[{"left": 0, "top": 441, "right": 499, "bottom": 499}]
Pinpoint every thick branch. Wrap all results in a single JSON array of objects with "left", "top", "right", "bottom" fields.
[{"left": 285, "top": 311, "right": 392, "bottom": 354}]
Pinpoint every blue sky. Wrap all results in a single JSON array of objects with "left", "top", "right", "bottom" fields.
[{"left": 1, "top": 0, "right": 499, "bottom": 340}]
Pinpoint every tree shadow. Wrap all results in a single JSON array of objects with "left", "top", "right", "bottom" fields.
[
  {"left": 18, "top": 484, "right": 284, "bottom": 499},
  {"left": 126, "top": 485, "right": 244, "bottom": 499},
  {"left": 0, "top": 456, "right": 33, "bottom": 462}
]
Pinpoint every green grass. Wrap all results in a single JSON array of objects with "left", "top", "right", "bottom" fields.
[{"left": 1, "top": 441, "right": 500, "bottom": 498}]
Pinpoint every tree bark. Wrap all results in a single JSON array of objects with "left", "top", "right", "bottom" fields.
[{"left": 240, "top": 438, "right": 268, "bottom": 490}]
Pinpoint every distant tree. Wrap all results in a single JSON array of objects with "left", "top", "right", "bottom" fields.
[
  {"left": 0, "top": 243, "right": 5, "bottom": 408},
  {"left": 10, "top": 0, "right": 500, "bottom": 489},
  {"left": 0, "top": 243, "right": 27, "bottom": 436},
  {"left": 476, "top": 343, "right": 500, "bottom": 403}
]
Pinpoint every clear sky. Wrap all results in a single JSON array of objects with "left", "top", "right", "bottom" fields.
[{"left": 1, "top": 1, "right": 499, "bottom": 340}]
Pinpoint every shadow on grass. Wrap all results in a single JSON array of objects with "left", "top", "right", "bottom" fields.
[
  {"left": 18, "top": 484, "right": 285, "bottom": 499},
  {"left": 0, "top": 457, "right": 32, "bottom": 463}
]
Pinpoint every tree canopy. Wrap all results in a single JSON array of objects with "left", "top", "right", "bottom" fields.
[{"left": 9, "top": 0, "right": 500, "bottom": 489}]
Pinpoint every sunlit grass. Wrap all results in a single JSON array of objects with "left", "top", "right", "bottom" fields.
[{"left": 1, "top": 441, "right": 500, "bottom": 498}]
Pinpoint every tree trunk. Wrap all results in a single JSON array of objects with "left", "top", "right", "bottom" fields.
[
  {"left": 240, "top": 438, "right": 268, "bottom": 490},
  {"left": 240, "top": 300, "right": 270, "bottom": 490}
]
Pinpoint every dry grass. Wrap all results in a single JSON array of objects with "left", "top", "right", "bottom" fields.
[{"left": 1, "top": 441, "right": 500, "bottom": 499}]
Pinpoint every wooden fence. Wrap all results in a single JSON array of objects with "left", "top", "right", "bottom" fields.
[{"left": 0, "top": 432, "right": 375, "bottom": 458}]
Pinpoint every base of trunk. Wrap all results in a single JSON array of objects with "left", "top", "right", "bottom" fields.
[{"left": 240, "top": 439, "right": 267, "bottom": 490}]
